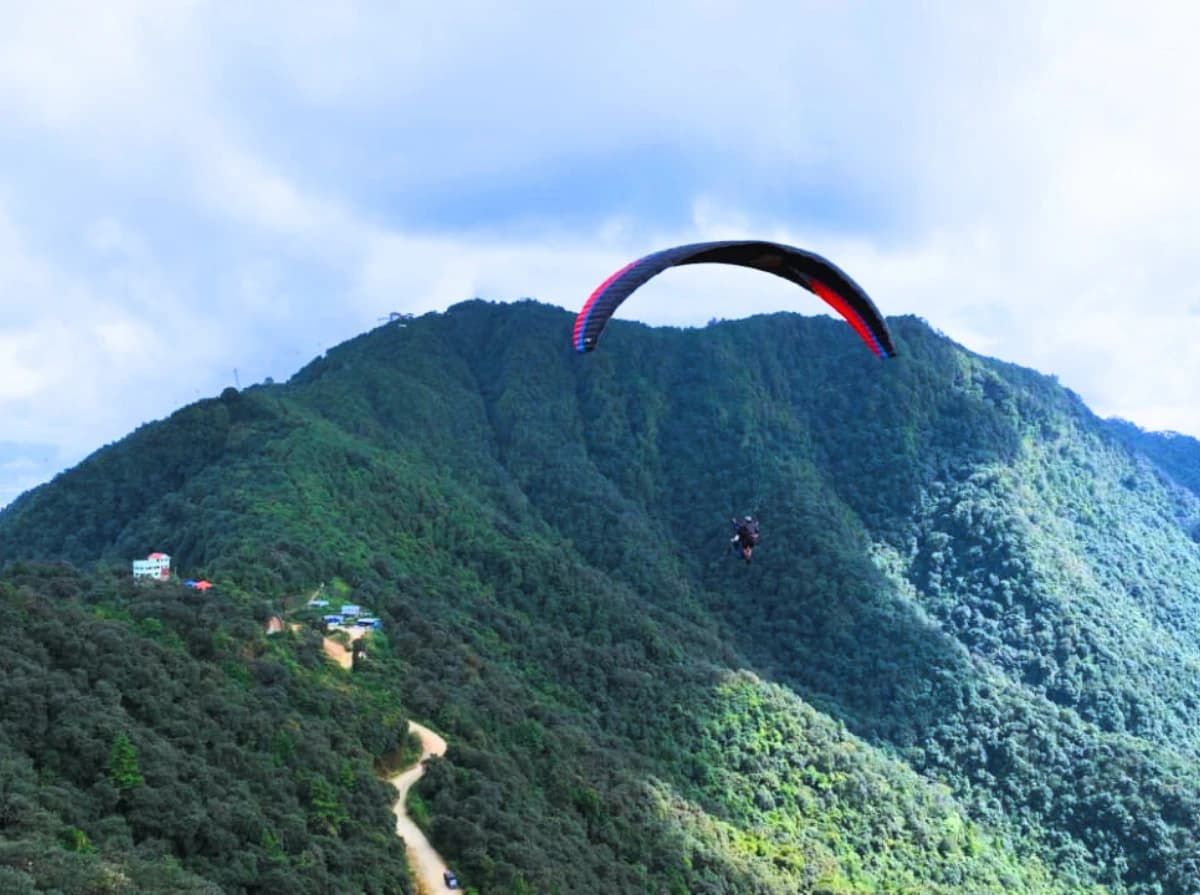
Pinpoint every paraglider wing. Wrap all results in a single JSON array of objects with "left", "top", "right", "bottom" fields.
[{"left": 573, "top": 240, "right": 896, "bottom": 357}]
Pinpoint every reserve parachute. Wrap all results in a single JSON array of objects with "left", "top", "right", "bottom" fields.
[{"left": 573, "top": 240, "right": 896, "bottom": 358}]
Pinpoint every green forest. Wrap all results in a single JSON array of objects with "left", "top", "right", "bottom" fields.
[{"left": 2, "top": 299, "right": 1199, "bottom": 894}]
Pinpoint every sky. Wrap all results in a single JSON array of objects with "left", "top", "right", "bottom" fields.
[{"left": 2, "top": 1, "right": 1199, "bottom": 510}]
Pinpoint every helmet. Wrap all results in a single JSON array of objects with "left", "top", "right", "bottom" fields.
[{"left": 744, "top": 515, "right": 753, "bottom": 522}]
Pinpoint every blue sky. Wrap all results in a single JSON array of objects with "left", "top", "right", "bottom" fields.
[{"left": 2, "top": 1, "right": 1199, "bottom": 509}]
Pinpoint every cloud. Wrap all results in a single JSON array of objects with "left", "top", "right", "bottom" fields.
[{"left": 1, "top": 0, "right": 1199, "bottom": 510}]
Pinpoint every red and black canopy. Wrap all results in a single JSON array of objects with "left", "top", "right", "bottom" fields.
[{"left": 573, "top": 240, "right": 896, "bottom": 358}]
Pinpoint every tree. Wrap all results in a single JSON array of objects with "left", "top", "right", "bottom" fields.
[{"left": 109, "top": 732, "right": 144, "bottom": 792}]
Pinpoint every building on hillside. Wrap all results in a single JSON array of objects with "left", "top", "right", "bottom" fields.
[
  {"left": 265, "top": 616, "right": 285, "bottom": 635},
  {"left": 340, "top": 604, "right": 362, "bottom": 618},
  {"left": 132, "top": 552, "right": 171, "bottom": 581}
]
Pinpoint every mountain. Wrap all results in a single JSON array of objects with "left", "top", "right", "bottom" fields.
[
  {"left": 1106, "top": 417, "right": 1200, "bottom": 503},
  {"left": 2, "top": 299, "right": 1199, "bottom": 894}
]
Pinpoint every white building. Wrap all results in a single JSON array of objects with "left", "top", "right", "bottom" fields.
[{"left": 132, "top": 552, "right": 171, "bottom": 581}]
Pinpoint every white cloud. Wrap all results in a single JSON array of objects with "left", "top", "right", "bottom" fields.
[
  {"left": 2, "top": 0, "right": 1200, "bottom": 510},
  {"left": 0, "top": 330, "right": 50, "bottom": 402}
]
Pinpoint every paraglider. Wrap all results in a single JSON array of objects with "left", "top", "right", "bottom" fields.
[
  {"left": 731, "top": 515, "right": 760, "bottom": 564},
  {"left": 573, "top": 240, "right": 896, "bottom": 358},
  {"left": 574, "top": 240, "right": 896, "bottom": 568}
]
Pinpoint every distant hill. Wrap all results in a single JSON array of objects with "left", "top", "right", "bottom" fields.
[
  {"left": 1106, "top": 416, "right": 1200, "bottom": 501},
  {"left": 2, "top": 299, "right": 1199, "bottom": 894}
]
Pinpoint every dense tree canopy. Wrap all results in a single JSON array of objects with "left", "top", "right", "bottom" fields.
[{"left": 2, "top": 299, "right": 1199, "bottom": 893}]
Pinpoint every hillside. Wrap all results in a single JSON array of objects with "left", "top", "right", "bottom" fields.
[{"left": 2, "top": 300, "right": 1199, "bottom": 894}]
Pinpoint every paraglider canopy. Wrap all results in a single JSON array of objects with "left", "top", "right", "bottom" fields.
[{"left": 573, "top": 240, "right": 896, "bottom": 358}]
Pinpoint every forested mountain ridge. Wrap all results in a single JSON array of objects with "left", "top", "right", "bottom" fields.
[
  {"left": 1106, "top": 417, "right": 1200, "bottom": 502},
  {"left": 2, "top": 299, "right": 1199, "bottom": 894}
]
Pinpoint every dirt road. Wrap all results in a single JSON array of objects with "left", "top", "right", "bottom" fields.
[
  {"left": 308, "top": 625, "right": 452, "bottom": 890},
  {"left": 286, "top": 623, "right": 364, "bottom": 671},
  {"left": 321, "top": 626, "right": 365, "bottom": 670},
  {"left": 390, "top": 721, "right": 452, "bottom": 894}
]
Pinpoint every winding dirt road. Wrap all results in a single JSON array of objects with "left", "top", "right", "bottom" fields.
[
  {"left": 389, "top": 721, "right": 452, "bottom": 894},
  {"left": 309, "top": 624, "right": 452, "bottom": 891}
]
